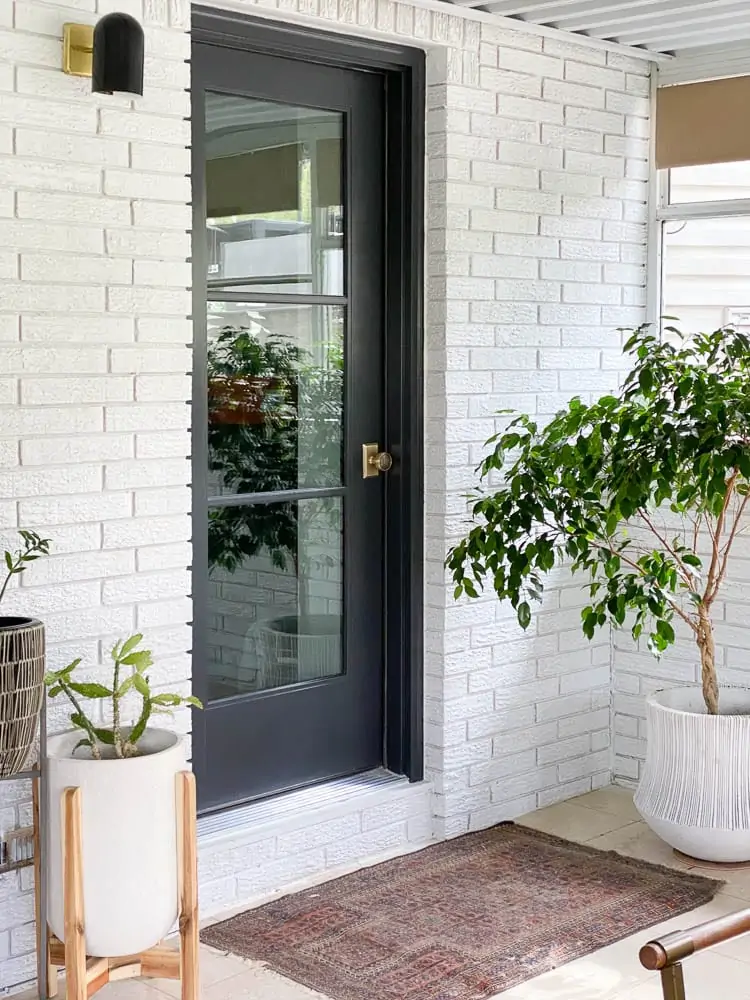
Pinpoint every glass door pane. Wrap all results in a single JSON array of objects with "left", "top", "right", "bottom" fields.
[
  {"left": 206, "top": 302, "right": 344, "bottom": 495},
  {"left": 205, "top": 92, "right": 344, "bottom": 296},
  {"left": 207, "top": 497, "right": 344, "bottom": 699}
]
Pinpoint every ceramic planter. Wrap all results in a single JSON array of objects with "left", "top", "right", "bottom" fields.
[
  {"left": 46, "top": 727, "right": 186, "bottom": 957},
  {"left": 635, "top": 686, "right": 750, "bottom": 863},
  {"left": 0, "top": 617, "right": 45, "bottom": 777}
]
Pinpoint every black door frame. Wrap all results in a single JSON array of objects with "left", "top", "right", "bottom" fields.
[{"left": 190, "top": 8, "right": 425, "bottom": 806}]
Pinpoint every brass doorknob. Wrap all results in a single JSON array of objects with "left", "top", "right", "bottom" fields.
[
  {"left": 371, "top": 451, "right": 393, "bottom": 472},
  {"left": 362, "top": 443, "right": 393, "bottom": 478}
]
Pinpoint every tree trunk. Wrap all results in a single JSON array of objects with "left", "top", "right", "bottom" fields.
[{"left": 697, "top": 606, "right": 719, "bottom": 715}]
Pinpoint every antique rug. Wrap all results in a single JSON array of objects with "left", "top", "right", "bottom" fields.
[{"left": 201, "top": 823, "right": 721, "bottom": 1000}]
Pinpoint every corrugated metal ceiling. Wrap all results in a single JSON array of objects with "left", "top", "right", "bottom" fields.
[{"left": 446, "top": 0, "right": 750, "bottom": 56}]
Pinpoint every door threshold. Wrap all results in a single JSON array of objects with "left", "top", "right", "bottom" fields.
[{"left": 197, "top": 767, "right": 408, "bottom": 841}]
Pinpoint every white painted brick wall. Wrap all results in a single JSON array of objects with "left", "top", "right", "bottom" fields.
[
  {"left": 0, "top": 0, "right": 652, "bottom": 987},
  {"left": 0, "top": 0, "right": 191, "bottom": 987},
  {"left": 423, "top": 17, "right": 649, "bottom": 838}
]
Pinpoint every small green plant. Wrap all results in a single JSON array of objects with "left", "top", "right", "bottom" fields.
[
  {"left": 45, "top": 634, "right": 202, "bottom": 760},
  {"left": 0, "top": 530, "right": 51, "bottom": 606}
]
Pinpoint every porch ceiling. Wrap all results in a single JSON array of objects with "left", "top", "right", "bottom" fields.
[{"left": 443, "top": 0, "right": 750, "bottom": 57}]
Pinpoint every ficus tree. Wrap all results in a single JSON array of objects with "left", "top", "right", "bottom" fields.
[
  {"left": 447, "top": 324, "right": 750, "bottom": 716},
  {"left": 45, "top": 634, "right": 202, "bottom": 759}
]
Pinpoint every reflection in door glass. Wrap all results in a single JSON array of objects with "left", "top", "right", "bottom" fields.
[
  {"left": 206, "top": 303, "right": 344, "bottom": 495},
  {"left": 207, "top": 497, "right": 343, "bottom": 700},
  {"left": 205, "top": 92, "right": 344, "bottom": 296}
]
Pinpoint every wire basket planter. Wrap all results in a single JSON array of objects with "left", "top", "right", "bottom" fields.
[
  {"left": 256, "top": 615, "right": 342, "bottom": 689},
  {"left": 0, "top": 617, "right": 45, "bottom": 777}
]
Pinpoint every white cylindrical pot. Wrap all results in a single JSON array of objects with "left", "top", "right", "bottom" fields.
[
  {"left": 635, "top": 687, "right": 750, "bottom": 863},
  {"left": 46, "top": 728, "right": 186, "bottom": 957}
]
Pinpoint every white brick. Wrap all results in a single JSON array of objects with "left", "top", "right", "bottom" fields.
[
  {"left": 99, "top": 109, "right": 190, "bottom": 145},
  {"left": 560, "top": 665, "right": 611, "bottom": 694},
  {"left": 20, "top": 492, "right": 130, "bottom": 526},
  {"left": 105, "top": 458, "right": 189, "bottom": 490},
  {"left": 21, "top": 433, "right": 132, "bottom": 466},
  {"left": 106, "top": 402, "right": 189, "bottom": 432},
  {"left": 565, "top": 105, "right": 624, "bottom": 134},
  {"left": 17, "top": 190, "right": 130, "bottom": 226},
  {"left": 606, "top": 91, "right": 650, "bottom": 118},
  {"left": 0, "top": 219, "right": 104, "bottom": 253},
  {"left": 21, "top": 254, "right": 131, "bottom": 285},
  {"left": 565, "top": 60, "right": 625, "bottom": 92},
  {"left": 0, "top": 93, "right": 96, "bottom": 131},
  {"left": 102, "top": 568, "right": 189, "bottom": 604},
  {"left": 15, "top": 128, "right": 128, "bottom": 166},
  {"left": 544, "top": 78, "right": 605, "bottom": 109},
  {"left": 491, "top": 93, "right": 563, "bottom": 125},
  {"left": 104, "top": 169, "right": 191, "bottom": 203},
  {"left": 108, "top": 287, "right": 191, "bottom": 315},
  {"left": 471, "top": 113, "right": 539, "bottom": 142},
  {"left": 496, "top": 47, "right": 563, "bottom": 79},
  {"left": 22, "top": 315, "right": 133, "bottom": 343},
  {"left": 111, "top": 347, "right": 191, "bottom": 373},
  {"left": 0, "top": 155, "right": 101, "bottom": 194},
  {"left": 471, "top": 209, "right": 538, "bottom": 235},
  {"left": 21, "top": 376, "right": 132, "bottom": 405},
  {"left": 560, "top": 708, "right": 610, "bottom": 739},
  {"left": 107, "top": 229, "right": 190, "bottom": 259}
]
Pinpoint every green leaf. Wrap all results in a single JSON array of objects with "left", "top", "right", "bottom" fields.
[
  {"left": 186, "top": 696, "right": 204, "bottom": 709},
  {"left": 92, "top": 728, "right": 116, "bottom": 745},
  {"left": 128, "top": 702, "right": 151, "bottom": 746},
  {"left": 68, "top": 682, "right": 112, "bottom": 699},
  {"left": 4, "top": 551, "right": 13, "bottom": 571},
  {"left": 118, "top": 633, "right": 143, "bottom": 659},
  {"left": 133, "top": 673, "right": 150, "bottom": 697},
  {"left": 117, "top": 675, "right": 135, "bottom": 697},
  {"left": 121, "top": 650, "right": 153, "bottom": 673},
  {"left": 656, "top": 620, "right": 675, "bottom": 644},
  {"left": 151, "top": 693, "right": 182, "bottom": 707},
  {"left": 72, "top": 739, "right": 93, "bottom": 755},
  {"left": 517, "top": 601, "right": 532, "bottom": 630}
]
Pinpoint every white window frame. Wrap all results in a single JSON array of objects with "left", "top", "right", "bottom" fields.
[{"left": 650, "top": 156, "right": 750, "bottom": 329}]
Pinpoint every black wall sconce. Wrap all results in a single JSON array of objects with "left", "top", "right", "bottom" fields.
[{"left": 62, "top": 13, "right": 144, "bottom": 96}]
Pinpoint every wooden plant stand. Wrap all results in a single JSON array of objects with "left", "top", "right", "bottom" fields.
[{"left": 40, "top": 771, "right": 199, "bottom": 1000}]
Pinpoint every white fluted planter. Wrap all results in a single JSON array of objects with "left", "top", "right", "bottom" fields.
[{"left": 635, "top": 687, "right": 750, "bottom": 863}]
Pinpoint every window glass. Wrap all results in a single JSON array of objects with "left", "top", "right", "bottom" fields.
[
  {"left": 668, "top": 160, "right": 750, "bottom": 204},
  {"left": 662, "top": 216, "right": 750, "bottom": 334}
]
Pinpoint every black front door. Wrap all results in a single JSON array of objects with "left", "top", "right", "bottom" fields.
[{"left": 192, "top": 39, "right": 387, "bottom": 812}]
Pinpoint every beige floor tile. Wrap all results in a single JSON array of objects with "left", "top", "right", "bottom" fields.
[
  {"left": 614, "top": 951, "right": 750, "bottom": 998},
  {"left": 517, "top": 802, "right": 638, "bottom": 843},
  {"left": 584, "top": 822, "right": 696, "bottom": 870},
  {"left": 150, "top": 945, "right": 253, "bottom": 997},
  {"left": 201, "top": 967, "right": 327, "bottom": 1000},
  {"left": 90, "top": 982, "right": 167, "bottom": 1000},
  {"left": 493, "top": 937, "right": 650, "bottom": 1000},
  {"left": 573, "top": 787, "right": 642, "bottom": 823}
]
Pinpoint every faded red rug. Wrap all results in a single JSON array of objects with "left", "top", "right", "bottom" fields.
[{"left": 201, "top": 823, "right": 721, "bottom": 1000}]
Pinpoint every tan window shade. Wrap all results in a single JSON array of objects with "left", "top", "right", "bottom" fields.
[
  {"left": 656, "top": 76, "right": 750, "bottom": 170},
  {"left": 206, "top": 143, "right": 300, "bottom": 217},
  {"left": 315, "top": 138, "right": 342, "bottom": 208}
]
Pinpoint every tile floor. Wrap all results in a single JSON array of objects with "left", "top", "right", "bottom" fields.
[{"left": 47, "top": 787, "right": 750, "bottom": 999}]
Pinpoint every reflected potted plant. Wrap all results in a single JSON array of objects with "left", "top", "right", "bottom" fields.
[
  {"left": 44, "top": 635, "right": 201, "bottom": 957},
  {"left": 0, "top": 530, "right": 49, "bottom": 777},
  {"left": 448, "top": 324, "right": 750, "bottom": 863},
  {"left": 207, "top": 327, "right": 344, "bottom": 684},
  {"left": 208, "top": 326, "right": 301, "bottom": 426}
]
